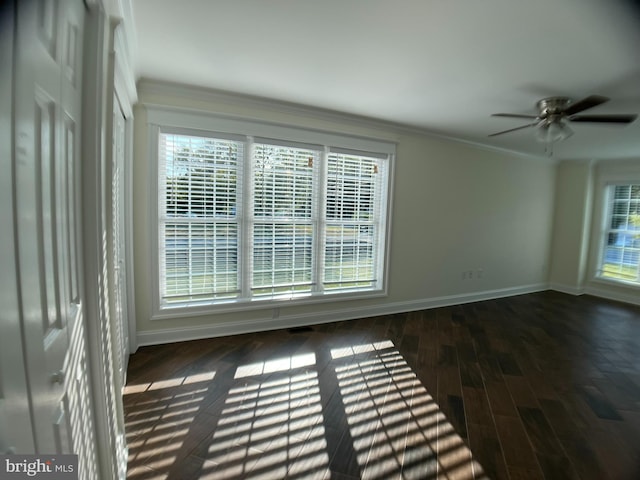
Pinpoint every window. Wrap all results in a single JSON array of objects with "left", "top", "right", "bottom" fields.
[
  {"left": 597, "top": 184, "right": 640, "bottom": 285},
  {"left": 159, "top": 133, "right": 243, "bottom": 304},
  {"left": 153, "top": 119, "right": 393, "bottom": 315}
]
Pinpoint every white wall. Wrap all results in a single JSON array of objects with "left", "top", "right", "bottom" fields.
[
  {"left": 132, "top": 81, "right": 556, "bottom": 345},
  {"left": 549, "top": 160, "right": 594, "bottom": 293}
]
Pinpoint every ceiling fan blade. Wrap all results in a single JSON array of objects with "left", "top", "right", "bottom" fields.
[
  {"left": 491, "top": 113, "right": 539, "bottom": 119},
  {"left": 563, "top": 95, "right": 609, "bottom": 116},
  {"left": 569, "top": 114, "right": 637, "bottom": 124},
  {"left": 488, "top": 123, "right": 537, "bottom": 137}
]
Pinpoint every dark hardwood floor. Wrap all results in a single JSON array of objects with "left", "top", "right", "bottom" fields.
[{"left": 124, "top": 291, "right": 640, "bottom": 479}]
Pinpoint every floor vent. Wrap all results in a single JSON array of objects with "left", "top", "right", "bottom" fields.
[{"left": 288, "top": 326, "right": 314, "bottom": 334}]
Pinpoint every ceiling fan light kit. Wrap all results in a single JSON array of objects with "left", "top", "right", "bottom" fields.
[
  {"left": 535, "top": 119, "right": 573, "bottom": 143},
  {"left": 489, "top": 95, "right": 638, "bottom": 145}
]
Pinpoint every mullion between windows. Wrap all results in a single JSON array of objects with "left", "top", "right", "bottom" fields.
[
  {"left": 314, "top": 148, "right": 329, "bottom": 294},
  {"left": 240, "top": 138, "right": 253, "bottom": 300}
]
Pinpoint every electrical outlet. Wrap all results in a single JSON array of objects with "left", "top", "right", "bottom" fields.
[{"left": 462, "top": 270, "right": 475, "bottom": 280}]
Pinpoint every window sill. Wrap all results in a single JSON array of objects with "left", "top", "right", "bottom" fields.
[
  {"left": 591, "top": 275, "right": 640, "bottom": 290},
  {"left": 151, "top": 288, "right": 388, "bottom": 320}
]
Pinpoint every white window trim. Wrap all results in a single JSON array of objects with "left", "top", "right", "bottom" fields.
[
  {"left": 590, "top": 167, "right": 640, "bottom": 290},
  {"left": 147, "top": 106, "right": 396, "bottom": 319}
]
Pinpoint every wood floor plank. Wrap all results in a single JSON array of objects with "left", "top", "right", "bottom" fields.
[
  {"left": 459, "top": 360, "right": 484, "bottom": 389},
  {"left": 504, "top": 376, "right": 540, "bottom": 409},
  {"left": 506, "top": 466, "right": 544, "bottom": 480},
  {"left": 580, "top": 384, "right": 624, "bottom": 421},
  {"left": 461, "top": 386, "right": 493, "bottom": 427},
  {"left": 484, "top": 380, "right": 519, "bottom": 418},
  {"left": 517, "top": 406, "right": 565, "bottom": 456},
  {"left": 497, "top": 352, "right": 523, "bottom": 377},
  {"left": 493, "top": 414, "right": 539, "bottom": 471},
  {"left": 534, "top": 453, "right": 579, "bottom": 480}
]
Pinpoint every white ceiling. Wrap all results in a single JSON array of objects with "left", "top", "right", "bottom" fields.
[{"left": 131, "top": 0, "right": 640, "bottom": 160}]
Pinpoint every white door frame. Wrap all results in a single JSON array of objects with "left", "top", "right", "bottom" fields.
[
  {"left": 81, "top": 1, "right": 129, "bottom": 477},
  {"left": 108, "top": 11, "right": 138, "bottom": 359}
]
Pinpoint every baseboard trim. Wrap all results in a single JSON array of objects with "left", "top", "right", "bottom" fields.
[
  {"left": 548, "top": 283, "right": 585, "bottom": 296},
  {"left": 584, "top": 284, "right": 640, "bottom": 307},
  {"left": 547, "top": 281, "right": 640, "bottom": 307},
  {"left": 136, "top": 283, "right": 549, "bottom": 347}
]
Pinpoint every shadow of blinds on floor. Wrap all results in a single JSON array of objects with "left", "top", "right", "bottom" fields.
[{"left": 332, "top": 340, "right": 486, "bottom": 479}]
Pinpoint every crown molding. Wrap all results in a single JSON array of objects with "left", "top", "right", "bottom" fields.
[{"left": 137, "top": 79, "right": 548, "bottom": 163}]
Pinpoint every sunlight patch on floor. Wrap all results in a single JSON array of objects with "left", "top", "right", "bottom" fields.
[
  {"left": 332, "top": 340, "right": 485, "bottom": 479},
  {"left": 201, "top": 356, "right": 330, "bottom": 479}
]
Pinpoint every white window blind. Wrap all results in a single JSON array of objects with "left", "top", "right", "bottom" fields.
[
  {"left": 154, "top": 120, "right": 393, "bottom": 314},
  {"left": 598, "top": 184, "right": 640, "bottom": 284},
  {"left": 324, "top": 151, "right": 384, "bottom": 291},
  {"left": 159, "top": 133, "right": 243, "bottom": 304},
  {"left": 251, "top": 143, "right": 320, "bottom": 297}
]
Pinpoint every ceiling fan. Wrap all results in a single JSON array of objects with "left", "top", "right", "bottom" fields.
[{"left": 489, "top": 95, "right": 637, "bottom": 143}]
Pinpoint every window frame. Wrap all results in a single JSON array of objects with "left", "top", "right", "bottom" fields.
[
  {"left": 593, "top": 178, "right": 640, "bottom": 288},
  {"left": 147, "top": 107, "right": 395, "bottom": 319},
  {"left": 157, "top": 131, "right": 245, "bottom": 304}
]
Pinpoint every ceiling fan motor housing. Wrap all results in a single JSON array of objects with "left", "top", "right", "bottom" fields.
[{"left": 537, "top": 97, "right": 572, "bottom": 121}]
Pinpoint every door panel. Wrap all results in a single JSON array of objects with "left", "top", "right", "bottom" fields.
[
  {"left": 36, "top": 92, "right": 64, "bottom": 338},
  {"left": 63, "top": 114, "right": 80, "bottom": 308}
]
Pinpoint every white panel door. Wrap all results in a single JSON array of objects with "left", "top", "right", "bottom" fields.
[{"left": 13, "top": 0, "right": 94, "bottom": 461}]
